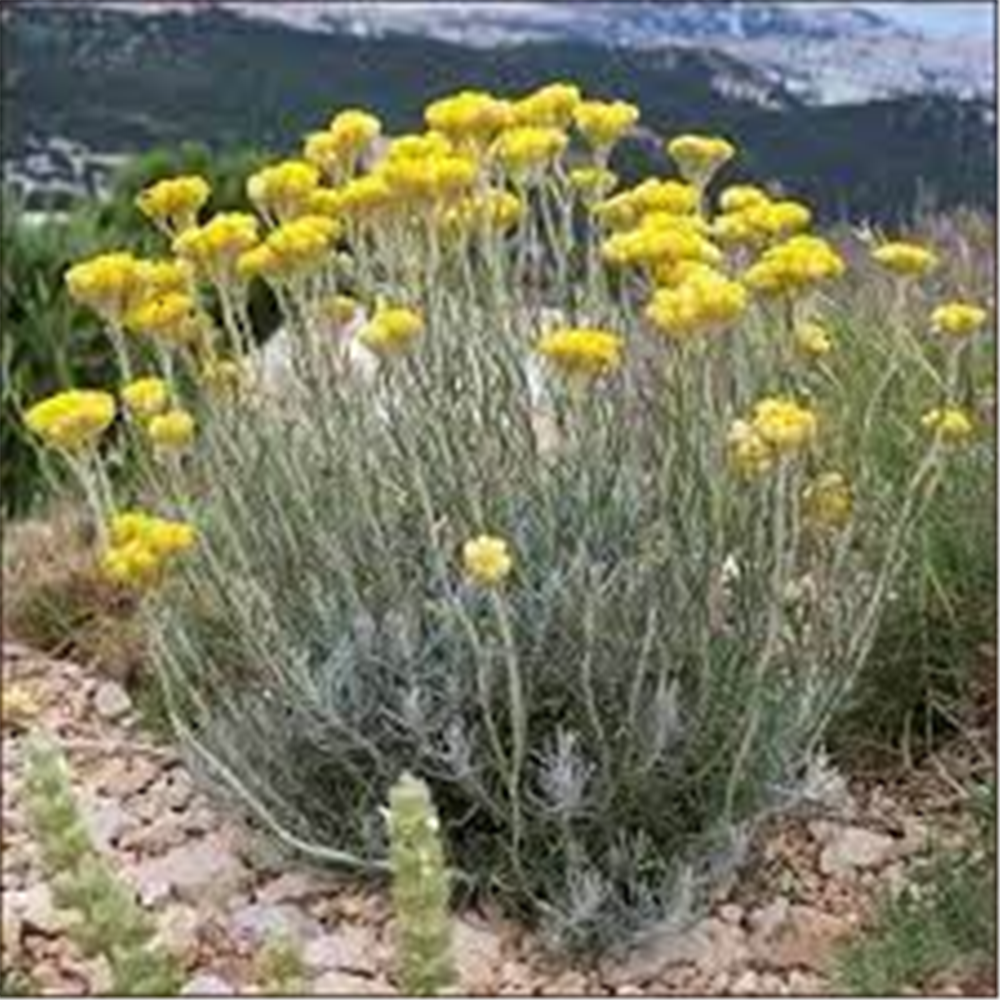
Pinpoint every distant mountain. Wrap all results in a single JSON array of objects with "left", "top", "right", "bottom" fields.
[
  {"left": 2, "top": 3, "right": 994, "bottom": 225},
  {"left": 81, "top": 0, "right": 994, "bottom": 105}
]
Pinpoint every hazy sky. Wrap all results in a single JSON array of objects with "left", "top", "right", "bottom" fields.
[{"left": 850, "top": 3, "right": 994, "bottom": 37}]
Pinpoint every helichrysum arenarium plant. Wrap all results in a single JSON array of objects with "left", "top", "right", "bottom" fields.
[{"left": 22, "top": 83, "right": 992, "bottom": 947}]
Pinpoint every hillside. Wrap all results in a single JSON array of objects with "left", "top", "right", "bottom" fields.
[{"left": 2, "top": 4, "right": 995, "bottom": 224}]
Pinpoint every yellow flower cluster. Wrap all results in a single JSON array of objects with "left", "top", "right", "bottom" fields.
[
  {"left": 304, "top": 109, "right": 381, "bottom": 180},
  {"left": 121, "top": 376, "right": 170, "bottom": 420},
  {"left": 744, "top": 235, "right": 845, "bottom": 296},
  {"left": 358, "top": 305, "right": 424, "bottom": 357},
  {"left": 602, "top": 214, "right": 720, "bottom": 270},
  {"left": 795, "top": 321, "right": 834, "bottom": 358},
  {"left": 645, "top": 268, "right": 747, "bottom": 340},
  {"left": 102, "top": 511, "right": 197, "bottom": 589},
  {"left": 511, "top": 82, "right": 581, "bottom": 128},
  {"left": 872, "top": 241, "right": 938, "bottom": 278},
  {"left": 247, "top": 160, "right": 321, "bottom": 222},
  {"left": 25, "top": 390, "right": 116, "bottom": 452},
  {"left": 174, "top": 213, "right": 261, "bottom": 281},
  {"left": 148, "top": 409, "right": 196, "bottom": 452},
  {"left": 378, "top": 152, "right": 478, "bottom": 208},
  {"left": 573, "top": 99, "right": 639, "bottom": 151},
  {"left": 135, "top": 175, "right": 211, "bottom": 234},
  {"left": 425, "top": 90, "right": 512, "bottom": 149},
  {"left": 237, "top": 215, "right": 339, "bottom": 282},
  {"left": 930, "top": 301, "right": 988, "bottom": 339},
  {"left": 568, "top": 167, "right": 618, "bottom": 205},
  {"left": 713, "top": 194, "right": 812, "bottom": 248},
  {"left": 536, "top": 327, "right": 624, "bottom": 380},
  {"left": 492, "top": 126, "right": 567, "bottom": 180},
  {"left": 124, "top": 291, "right": 203, "bottom": 345},
  {"left": 921, "top": 406, "right": 974, "bottom": 443},
  {"left": 729, "top": 397, "right": 817, "bottom": 475},
  {"left": 463, "top": 535, "right": 514, "bottom": 586},
  {"left": 667, "top": 133, "right": 735, "bottom": 185},
  {"left": 65, "top": 252, "right": 145, "bottom": 324},
  {"left": 803, "top": 472, "right": 853, "bottom": 529},
  {"left": 595, "top": 179, "right": 699, "bottom": 230}
]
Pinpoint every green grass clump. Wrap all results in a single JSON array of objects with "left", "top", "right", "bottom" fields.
[{"left": 835, "top": 781, "right": 996, "bottom": 995}]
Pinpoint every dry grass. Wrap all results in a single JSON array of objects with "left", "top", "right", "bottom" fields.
[{"left": 3, "top": 503, "right": 145, "bottom": 682}]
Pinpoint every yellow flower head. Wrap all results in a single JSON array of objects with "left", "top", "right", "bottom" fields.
[
  {"left": 65, "top": 251, "right": 143, "bottom": 323},
  {"left": 492, "top": 126, "right": 567, "bottom": 179},
  {"left": 136, "top": 175, "right": 211, "bottom": 234},
  {"left": 25, "top": 389, "right": 116, "bottom": 453},
  {"left": 743, "top": 235, "right": 845, "bottom": 297},
  {"left": 795, "top": 321, "right": 834, "bottom": 358},
  {"left": 872, "top": 241, "right": 938, "bottom": 278},
  {"left": 475, "top": 188, "right": 524, "bottom": 231},
  {"left": 930, "top": 301, "right": 988, "bottom": 339},
  {"left": 921, "top": 406, "right": 974, "bottom": 443},
  {"left": 201, "top": 358, "right": 245, "bottom": 399},
  {"left": 803, "top": 472, "right": 853, "bottom": 530},
  {"left": 121, "top": 377, "right": 170, "bottom": 420},
  {"left": 666, "top": 134, "right": 736, "bottom": 185},
  {"left": 247, "top": 160, "right": 321, "bottom": 221},
  {"left": 358, "top": 305, "right": 424, "bottom": 357},
  {"left": 124, "top": 291, "right": 202, "bottom": 344},
  {"left": 645, "top": 268, "right": 747, "bottom": 340},
  {"left": 385, "top": 131, "right": 455, "bottom": 163},
  {"left": 380, "top": 153, "right": 478, "bottom": 207},
  {"left": 425, "top": 91, "right": 512, "bottom": 148},
  {"left": 569, "top": 167, "right": 618, "bottom": 205},
  {"left": 536, "top": 327, "right": 624, "bottom": 380},
  {"left": 594, "top": 179, "right": 699, "bottom": 230},
  {"left": 602, "top": 215, "right": 721, "bottom": 270},
  {"left": 573, "top": 99, "right": 639, "bottom": 150},
  {"left": 718, "top": 184, "right": 770, "bottom": 213},
  {"left": 463, "top": 534, "right": 514, "bottom": 586},
  {"left": 323, "top": 294, "right": 361, "bottom": 327},
  {"left": 336, "top": 174, "right": 396, "bottom": 222},
  {"left": 173, "top": 213, "right": 261, "bottom": 281},
  {"left": 726, "top": 419, "right": 773, "bottom": 478},
  {"left": 103, "top": 512, "right": 197, "bottom": 590},
  {"left": 147, "top": 409, "right": 196, "bottom": 452},
  {"left": 240, "top": 215, "right": 339, "bottom": 282},
  {"left": 306, "top": 109, "right": 381, "bottom": 178},
  {"left": 511, "top": 83, "right": 582, "bottom": 128},
  {"left": 744, "top": 199, "right": 812, "bottom": 240},
  {"left": 750, "top": 397, "right": 818, "bottom": 453}
]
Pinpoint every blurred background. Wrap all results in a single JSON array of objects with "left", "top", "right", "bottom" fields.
[{"left": 1, "top": 0, "right": 996, "bottom": 517}]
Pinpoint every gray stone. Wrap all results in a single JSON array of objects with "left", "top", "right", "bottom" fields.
[
  {"left": 80, "top": 792, "right": 132, "bottom": 851},
  {"left": 127, "top": 833, "right": 247, "bottom": 906},
  {"left": 229, "top": 901, "right": 321, "bottom": 947},
  {"left": 453, "top": 915, "right": 504, "bottom": 991},
  {"left": 812, "top": 823, "right": 898, "bottom": 876},
  {"left": 8, "top": 884, "right": 66, "bottom": 935},
  {"left": 93, "top": 681, "right": 132, "bottom": 720},
  {"left": 311, "top": 971, "right": 390, "bottom": 995},
  {"left": 751, "top": 904, "right": 851, "bottom": 971},
  {"left": 181, "top": 973, "right": 235, "bottom": 996},
  {"left": 303, "top": 925, "right": 381, "bottom": 976}
]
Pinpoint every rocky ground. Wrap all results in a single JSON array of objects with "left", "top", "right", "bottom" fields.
[{"left": 0, "top": 641, "right": 980, "bottom": 996}]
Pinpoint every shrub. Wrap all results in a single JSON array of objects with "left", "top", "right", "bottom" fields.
[{"left": 21, "top": 85, "right": 993, "bottom": 948}]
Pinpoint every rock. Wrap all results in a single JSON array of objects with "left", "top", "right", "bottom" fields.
[
  {"left": 181, "top": 973, "right": 235, "bottom": 996},
  {"left": 124, "top": 813, "right": 188, "bottom": 854},
  {"left": 93, "top": 681, "right": 132, "bottom": 720},
  {"left": 95, "top": 757, "right": 160, "bottom": 799},
  {"left": 787, "top": 969, "right": 828, "bottom": 995},
  {"left": 229, "top": 902, "right": 322, "bottom": 947},
  {"left": 749, "top": 896, "right": 791, "bottom": 939},
  {"left": 812, "top": 824, "right": 898, "bottom": 877},
  {"left": 81, "top": 956, "right": 114, "bottom": 994},
  {"left": 257, "top": 870, "right": 331, "bottom": 905},
  {"left": 751, "top": 904, "right": 851, "bottom": 971},
  {"left": 8, "top": 884, "right": 66, "bottom": 935},
  {"left": 607, "top": 917, "right": 748, "bottom": 987},
  {"left": 311, "top": 971, "right": 390, "bottom": 995},
  {"left": 303, "top": 925, "right": 381, "bottom": 977},
  {"left": 79, "top": 792, "right": 132, "bottom": 851},
  {"left": 717, "top": 903, "right": 745, "bottom": 926},
  {"left": 730, "top": 969, "right": 760, "bottom": 995},
  {"left": 541, "top": 970, "right": 590, "bottom": 995},
  {"left": 453, "top": 916, "right": 504, "bottom": 991},
  {"left": 127, "top": 833, "right": 248, "bottom": 906},
  {"left": 163, "top": 770, "right": 195, "bottom": 811},
  {"left": 152, "top": 904, "right": 202, "bottom": 962}
]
